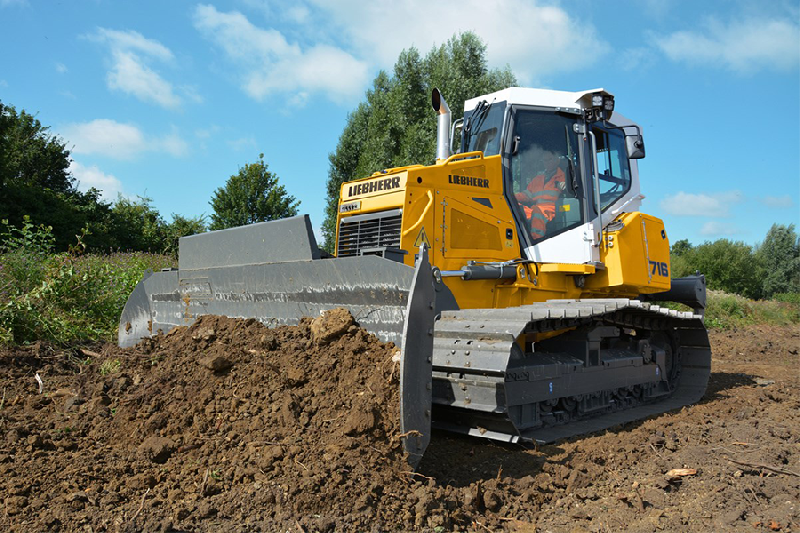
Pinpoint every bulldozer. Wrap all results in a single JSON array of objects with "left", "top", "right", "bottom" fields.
[{"left": 119, "top": 87, "right": 710, "bottom": 468}]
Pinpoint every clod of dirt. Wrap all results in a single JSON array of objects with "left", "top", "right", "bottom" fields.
[
  {"left": 310, "top": 307, "right": 354, "bottom": 344},
  {"left": 198, "top": 353, "right": 233, "bottom": 373},
  {"left": 138, "top": 436, "right": 176, "bottom": 464}
]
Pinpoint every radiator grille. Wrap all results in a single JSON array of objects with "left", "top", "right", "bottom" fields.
[{"left": 337, "top": 209, "right": 403, "bottom": 257}]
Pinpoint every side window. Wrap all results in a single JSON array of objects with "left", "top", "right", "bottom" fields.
[{"left": 593, "top": 128, "right": 631, "bottom": 212}]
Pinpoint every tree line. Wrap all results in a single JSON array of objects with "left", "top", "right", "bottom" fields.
[
  {"left": 0, "top": 102, "right": 298, "bottom": 255},
  {"left": 671, "top": 224, "right": 800, "bottom": 300}
]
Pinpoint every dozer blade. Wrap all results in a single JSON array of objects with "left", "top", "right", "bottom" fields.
[{"left": 118, "top": 216, "right": 439, "bottom": 467}]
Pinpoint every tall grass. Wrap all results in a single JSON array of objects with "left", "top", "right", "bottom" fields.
[
  {"left": 0, "top": 219, "right": 173, "bottom": 345},
  {"left": 704, "top": 290, "right": 800, "bottom": 329}
]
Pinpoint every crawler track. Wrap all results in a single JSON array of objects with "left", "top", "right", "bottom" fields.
[{"left": 430, "top": 299, "right": 711, "bottom": 443}]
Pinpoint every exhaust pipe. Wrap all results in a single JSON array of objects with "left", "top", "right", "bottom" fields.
[{"left": 431, "top": 88, "right": 450, "bottom": 162}]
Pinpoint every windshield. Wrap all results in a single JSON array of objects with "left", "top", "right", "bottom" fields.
[
  {"left": 461, "top": 101, "right": 505, "bottom": 156},
  {"left": 509, "top": 109, "right": 584, "bottom": 244}
]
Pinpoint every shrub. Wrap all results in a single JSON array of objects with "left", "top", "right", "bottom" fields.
[{"left": 0, "top": 219, "right": 173, "bottom": 345}]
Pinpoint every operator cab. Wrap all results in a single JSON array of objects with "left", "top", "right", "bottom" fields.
[{"left": 460, "top": 88, "right": 645, "bottom": 265}]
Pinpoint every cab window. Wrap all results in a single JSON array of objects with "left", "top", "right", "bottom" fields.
[
  {"left": 593, "top": 127, "right": 631, "bottom": 212},
  {"left": 509, "top": 109, "right": 583, "bottom": 244}
]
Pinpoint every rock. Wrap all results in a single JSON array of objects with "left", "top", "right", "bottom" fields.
[
  {"left": 138, "top": 436, "right": 176, "bottom": 464},
  {"left": 192, "top": 326, "right": 216, "bottom": 342},
  {"left": 199, "top": 354, "right": 233, "bottom": 373},
  {"left": 310, "top": 308, "right": 354, "bottom": 345}
]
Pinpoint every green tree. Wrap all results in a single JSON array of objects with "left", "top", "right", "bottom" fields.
[
  {"left": 109, "top": 195, "right": 167, "bottom": 252},
  {"left": 755, "top": 223, "right": 800, "bottom": 298},
  {"left": 209, "top": 154, "right": 299, "bottom": 230},
  {"left": 671, "top": 239, "right": 762, "bottom": 299},
  {"left": 670, "top": 239, "right": 692, "bottom": 257},
  {"left": 0, "top": 101, "right": 73, "bottom": 193},
  {"left": 0, "top": 101, "right": 115, "bottom": 250},
  {"left": 322, "top": 32, "right": 517, "bottom": 250},
  {"left": 164, "top": 214, "right": 207, "bottom": 256}
]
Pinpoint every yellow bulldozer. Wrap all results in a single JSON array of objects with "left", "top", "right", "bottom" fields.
[{"left": 119, "top": 87, "right": 710, "bottom": 467}]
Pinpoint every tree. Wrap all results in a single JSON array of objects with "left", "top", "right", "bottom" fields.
[
  {"left": 164, "top": 214, "right": 207, "bottom": 256},
  {"left": 209, "top": 154, "right": 299, "bottom": 230},
  {"left": 322, "top": 32, "right": 517, "bottom": 250},
  {"left": 755, "top": 223, "right": 800, "bottom": 298},
  {"left": 0, "top": 101, "right": 73, "bottom": 193},
  {"left": 670, "top": 239, "right": 692, "bottom": 257},
  {"left": 671, "top": 239, "right": 762, "bottom": 299},
  {"left": 109, "top": 196, "right": 168, "bottom": 252}
]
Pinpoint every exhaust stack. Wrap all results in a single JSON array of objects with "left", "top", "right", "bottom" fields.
[{"left": 431, "top": 88, "right": 451, "bottom": 162}]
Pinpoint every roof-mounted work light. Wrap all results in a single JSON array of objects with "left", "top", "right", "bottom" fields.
[{"left": 585, "top": 92, "right": 615, "bottom": 123}]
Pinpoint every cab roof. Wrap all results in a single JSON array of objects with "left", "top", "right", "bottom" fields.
[{"left": 464, "top": 87, "right": 610, "bottom": 113}]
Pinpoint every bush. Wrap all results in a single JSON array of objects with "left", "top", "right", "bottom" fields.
[{"left": 0, "top": 219, "right": 173, "bottom": 345}]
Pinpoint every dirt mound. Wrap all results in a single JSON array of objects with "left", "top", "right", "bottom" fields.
[{"left": 0, "top": 319, "right": 797, "bottom": 532}]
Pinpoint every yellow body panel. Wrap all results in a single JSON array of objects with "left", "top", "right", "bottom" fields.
[
  {"left": 585, "top": 212, "right": 671, "bottom": 295},
  {"left": 336, "top": 154, "right": 671, "bottom": 310}
]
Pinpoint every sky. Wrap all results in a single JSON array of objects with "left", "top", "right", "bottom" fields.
[{"left": 1, "top": 0, "right": 798, "bottom": 247}]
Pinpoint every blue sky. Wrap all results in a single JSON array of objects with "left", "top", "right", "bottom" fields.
[{"left": 1, "top": 0, "right": 798, "bottom": 247}]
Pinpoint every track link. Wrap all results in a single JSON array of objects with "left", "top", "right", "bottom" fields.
[{"left": 430, "top": 299, "right": 711, "bottom": 443}]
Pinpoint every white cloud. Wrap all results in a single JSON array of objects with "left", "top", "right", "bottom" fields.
[
  {"left": 617, "top": 47, "right": 656, "bottom": 72},
  {"left": 63, "top": 119, "right": 146, "bottom": 159},
  {"left": 227, "top": 136, "right": 257, "bottom": 152},
  {"left": 55, "top": 62, "right": 68, "bottom": 74},
  {"left": 69, "top": 161, "right": 127, "bottom": 201},
  {"left": 61, "top": 119, "right": 189, "bottom": 160},
  {"left": 87, "top": 28, "right": 191, "bottom": 109},
  {"left": 106, "top": 50, "right": 182, "bottom": 108},
  {"left": 160, "top": 129, "right": 189, "bottom": 157},
  {"left": 0, "top": 79, "right": 7, "bottom": 88},
  {"left": 659, "top": 190, "right": 744, "bottom": 217},
  {"left": 305, "top": 0, "right": 609, "bottom": 84},
  {"left": 93, "top": 28, "right": 174, "bottom": 61},
  {"left": 193, "top": 4, "right": 369, "bottom": 103},
  {"left": 761, "top": 195, "right": 794, "bottom": 208},
  {"left": 194, "top": 125, "right": 220, "bottom": 139},
  {"left": 654, "top": 17, "right": 800, "bottom": 74},
  {"left": 699, "top": 221, "right": 742, "bottom": 237}
]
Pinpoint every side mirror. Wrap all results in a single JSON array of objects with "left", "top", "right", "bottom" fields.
[{"left": 626, "top": 134, "right": 646, "bottom": 159}]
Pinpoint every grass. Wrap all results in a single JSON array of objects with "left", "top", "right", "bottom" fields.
[
  {"left": 99, "top": 359, "right": 122, "bottom": 376},
  {"left": 704, "top": 290, "right": 800, "bottom": 329},
  {"left": 1, "top": 219, "right": 174, "bottom": 346}
]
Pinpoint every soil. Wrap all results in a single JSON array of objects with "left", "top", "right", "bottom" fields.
[{"left": 0, "top": 314, "right": 797, "bottom": 532}]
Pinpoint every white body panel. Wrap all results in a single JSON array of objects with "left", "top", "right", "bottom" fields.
[{"left": 524, "top": 223, "right": 595, "bottom": 264}]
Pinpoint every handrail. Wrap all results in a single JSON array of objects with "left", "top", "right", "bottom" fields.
[
  {"left": 402, "top": 190, "right": 434, "bottom": 237},
  {"left": 443, "top": 151, "right": 484, "bottom": 164}
]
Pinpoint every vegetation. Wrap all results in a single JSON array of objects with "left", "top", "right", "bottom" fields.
[
  {"left": 0, "top": 219, "right": 173, "bottom": 345},
  {"left": 322, "top": 32, "right": 517, "bottom": 250},
  {"left": 209, "top": 153, "right": 299, "bottom": 230},
  {"left": 671, "top": 223, "right": 800, "bottom": 300},
  {"left": 1, "top": 100, "right": 207, "bottom": 254},
  {"left": 703, "top": 290, "right": 799, "bottom": 329}
]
